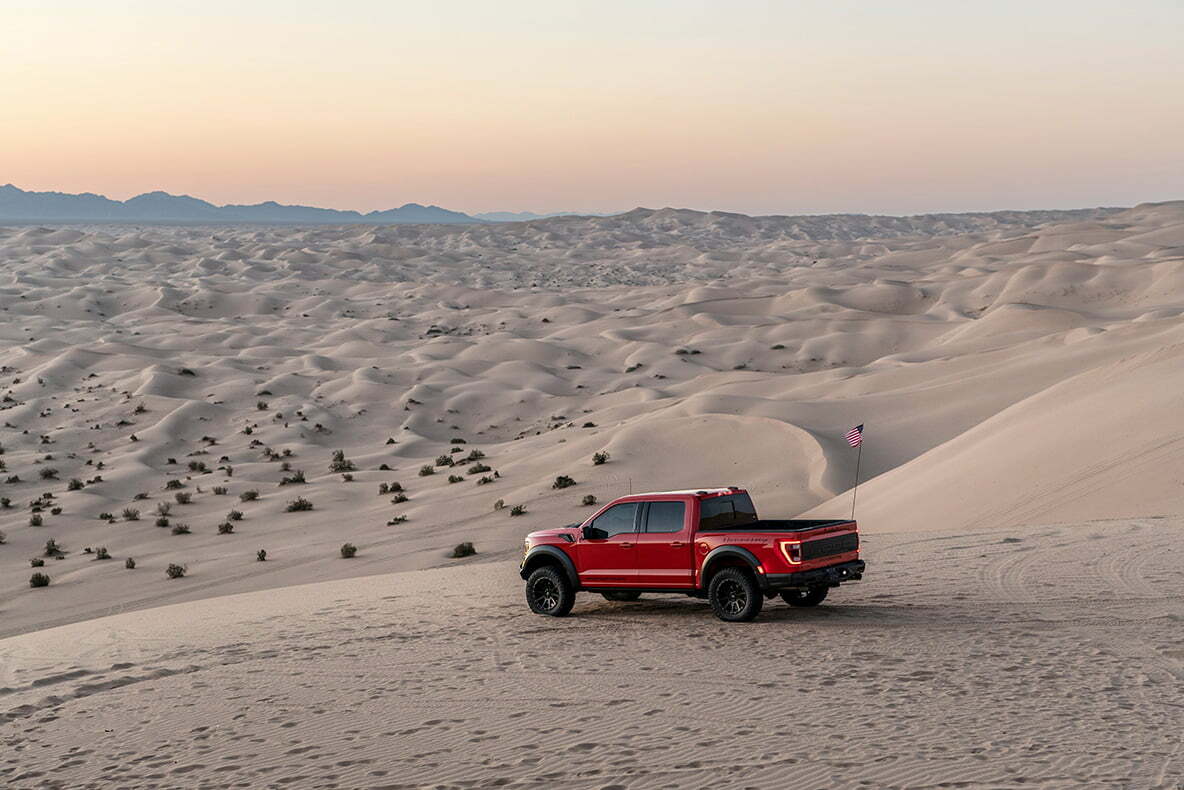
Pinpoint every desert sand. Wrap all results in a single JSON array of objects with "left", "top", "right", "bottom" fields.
[{"left": 1, "top": 203, "right": 1183, "bottom": 787}]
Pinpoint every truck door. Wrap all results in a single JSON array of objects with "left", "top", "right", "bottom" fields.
[
  {"left": 635, "top": 500, "right": 694, "bottom": 588},
  {"left": 576, "top": 502, "right": 639, "bottom": 586}
]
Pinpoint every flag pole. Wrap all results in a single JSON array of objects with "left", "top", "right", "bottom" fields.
[{"left": 850, "top": 441, "right": 863, "bottom": 521}]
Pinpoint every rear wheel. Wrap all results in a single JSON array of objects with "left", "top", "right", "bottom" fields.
[
  {"left": 780, "top": 585, "right": 829, "bottom": 607},
  {"left": 708, "top": 567, "right": 763, "bottom": 622},
  {"left": 526, "top": 566, "right": 575, "bottom": 617},
  {"left": 601, "top": 591, "right": 642, "bottom": 602}
]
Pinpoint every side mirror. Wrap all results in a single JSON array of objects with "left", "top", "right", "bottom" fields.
[{"left": 582, "top": 524, "right": 606, "bottom": 541}]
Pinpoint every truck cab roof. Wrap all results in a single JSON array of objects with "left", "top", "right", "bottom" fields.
[{"left": 621, "top": 487, "right": 745, "bottom": 500}]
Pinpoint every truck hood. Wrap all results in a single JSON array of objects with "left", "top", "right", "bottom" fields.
[{"left": 527, "top": 524, "right": 580, "bottom": 541}]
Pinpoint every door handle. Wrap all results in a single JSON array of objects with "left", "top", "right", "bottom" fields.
[
  {"left": 670, "top": 541, "right": 685, "bottom": 548},
  {"left": 619, "top": 542, "right": 634, "bottom": 548}
]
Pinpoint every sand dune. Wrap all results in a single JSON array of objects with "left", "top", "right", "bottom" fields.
[
  {"left": 2, "top": 521, "right": 1181, "bottom": 788},
  {"left": 1, "top": 202, "right": 1183, "bottom": 785},
  {"left": 1, "top": 203, "right": 1183, "bottom": 638}
]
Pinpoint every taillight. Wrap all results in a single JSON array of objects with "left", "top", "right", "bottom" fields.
[{"left": 780, "top": 540, "right": 802, "bottom": 565}]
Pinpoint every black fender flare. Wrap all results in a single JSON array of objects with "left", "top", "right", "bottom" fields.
[
  {"left": 699, "top": 546, "right": 765, "bottom": 591},
  {"left": 520, "top": 545, "right": 579, "bottom": 589}
]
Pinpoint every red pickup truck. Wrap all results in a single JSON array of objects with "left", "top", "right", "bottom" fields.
[{"left": 519, "top": 487, "right": 865, "bottom": 622}]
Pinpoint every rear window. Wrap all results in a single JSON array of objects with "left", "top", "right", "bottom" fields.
[{"left": 698, "top": 494, "right": 758, "bottom": 530}]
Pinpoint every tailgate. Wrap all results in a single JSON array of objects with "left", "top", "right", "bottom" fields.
[{"left": 801, "top": 530, "right": 859, "bottom": 561}]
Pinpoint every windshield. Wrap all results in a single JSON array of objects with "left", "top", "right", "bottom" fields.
[{"left": 698, "top": 493, "right": 758, "bottom": 530}]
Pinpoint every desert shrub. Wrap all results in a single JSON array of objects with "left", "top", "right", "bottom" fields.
[
  {"left": 553, "top": 475, "right": 576, "bottom": 489},
  {"left": 510, "top": 504, "right": 526, "bottom": 516},
  {"left": 178, "top": 367, "right": 196, "bottom": 376},
  {"left": 212, "top": 486, "right": 228, "bottom": 495},
  {"left": 0, "top": 529, "right": 5, "bottom": 544},
  {"left": 468, "top": 463, "right": 491, "bottom": 474},
  {"left": 165, "top": 563, "right": 186, "bottom": 579},
  {"left": 257, "top": 400, "right": 269, "bottom": 411},
  {"left": 329, "top": 450, "right": 356, "bottom": 473},
  {"left": 464, "top": 449, "right": 485, "bottom": 462},
  {"left": 43, "top": 538, "right": 63, "bottom": 557},
  {"left": 0, "top": 497, "right": 9, "bottom": 509},
  {"left": 156, "top": 502, "right": 172, "bottom": 517},
  {"left": 418, "top": 465, "right": 434, "bottom": 477},
  {"left": 39, "top": 467, "right": 59, "bottom": 481},
  {"left": 171, "top": 523, "right": 191, "bottom": 535},
  {"left": 133, "top": 491, "right": 149, "bottom": 500},
  {"left": 448, "top": 474, "right": 464, "bottom": 484},
  {"left": 29, "top": 572, "right": 50, "bottom": 588},
  {"left": 341, "top": 473, "right": 353, "bottom": 482},
  {"left": 435, "top": 455, "right": 454, "bottom": 467},
  {"left": 98, "top": 511, "right": 113, "bottom": 520},
  {"left": 95, "top": 546, "right": 111, "bottom": 560},
  {"left": 155, "top": 516, "right": 170, "bottom": 528},
  {"left": 125, "top": 557, "right": 136, "bottom": 569},
  {"left": 50, "top": 506, "right": 62, "bottom": 515},
  {"left": 391, "top": 493, "right": 409, "bottom": 503},
  {"left": 493, "top": 498, "right": 505, "bottom": 511},
  {"left": 279, "top": 469, "right": 306, "bottom": 486},
  {"left": 592, "top": 451, "right": 610, "bottom": 465},
  {"left": 5, "top": 475, "right": 20, "bottom": 484},
  {"left": 339, "top": 543, "right": 358, "bottom": 559},
  {"left": 476, "top": 476, "right": 494, "bottom": 485},
  {"left": 771, "top": 343, "right": 786, "bottom": 350},
  {"left": 30, "top": 557, "right": 45, "bottom": 568},
  {"left": 239, "top": 489, "right": 259, "bottom": 502},
  {"left": 582, "top": 422, "right": 596, "bottom": 428},
  {"left": 217, "top": 521, "right": 234, "bottom": 534},
  {"left": 387, "top": 481, "right": 403, "bottom": 492},
  {"left": 386, "top": 515, "right": 407, "bottom": 525},
  {"left": 165, "top": 479, "right": 185, "bottom": 490},
  {"left": 67, "top": 478, "right": 84, "bottom": 491},
  {"left": 285, "top": 497, "right": 313, "bottom": 512},
  {"left": 256, "top": 549, "right": 267, "bottom": 561},
  {"left": 625, "top": 363, "right": 643, "bottom": 372},
  {"left": 451, "top": 542, "right": 476, "bottom": 558},
  {"left": 188, "top": 461, "right": 207, "bottom": 473},
  {"left": 29, "top": 514, "right": 43, "bottom": 527},
  {"left": 280, "top": 461, "right": 291, "bottom": 472},
  {"left": 450, "top": 437, "right": 466, "bottom": 444},
  {"left": 378, "top": 483, "right": 390, "bottom": 495},
  {"left": 582, "top": 494, "right": 597, "bottom": 506},
  {"left": 174, "top": 492, "right": 192, "bottom": 505}
]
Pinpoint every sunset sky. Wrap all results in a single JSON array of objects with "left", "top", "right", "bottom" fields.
[{"left": 4, "top": 0, "right": 1182, "bottom": 215}]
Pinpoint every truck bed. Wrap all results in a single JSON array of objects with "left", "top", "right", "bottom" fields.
[{"left": 701, "top": 519, "right": 852, "bottom": 533}]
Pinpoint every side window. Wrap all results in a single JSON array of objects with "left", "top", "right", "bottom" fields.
[
  {"left": 698, "top": 495, "right": 757, "bottom": 530},
  {"left": 591, "top": 503, "right": 638, "bottom": 537},
  {"left": 645, "top": 501, "right": 686, "bottom": 533}
]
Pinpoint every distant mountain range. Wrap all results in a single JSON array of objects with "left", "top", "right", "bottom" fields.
[{"left": 0, "top": 184, "right": 606, "bottom": 225}]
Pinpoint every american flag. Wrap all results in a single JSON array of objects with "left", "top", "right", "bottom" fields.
[{"left": 845, "top": 424, "right": 864, "bottom": 447}]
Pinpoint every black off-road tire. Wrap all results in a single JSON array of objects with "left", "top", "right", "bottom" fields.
[
  {"left": 601, "top": 591, "right": 642, "bottom": 602},
  {"left": 780, "top": 585, "right": 829, "bottom": 607},
  {"left": 525, "top": 565, "right": 575, "bottom": 617},
  {"left": 708, "top": 567, "right": 764, "bottom": 622}
]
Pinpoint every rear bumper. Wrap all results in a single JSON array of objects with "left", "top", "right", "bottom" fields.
[{"left": 763, "top": 559, "right": 865, "bottom": 590}]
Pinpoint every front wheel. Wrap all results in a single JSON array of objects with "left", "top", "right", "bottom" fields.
[
  {"left": 708, "top": 567, "right": 763, "bottom": 622},
  {"left": 526, "top": 566, "right": 575, "bottom": 617},
  {"left": 780, "top": 585, "right": 829, "bottom": 607},
  {"left": 601, "top": 591, "right": 642, "bottom": 602}
]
